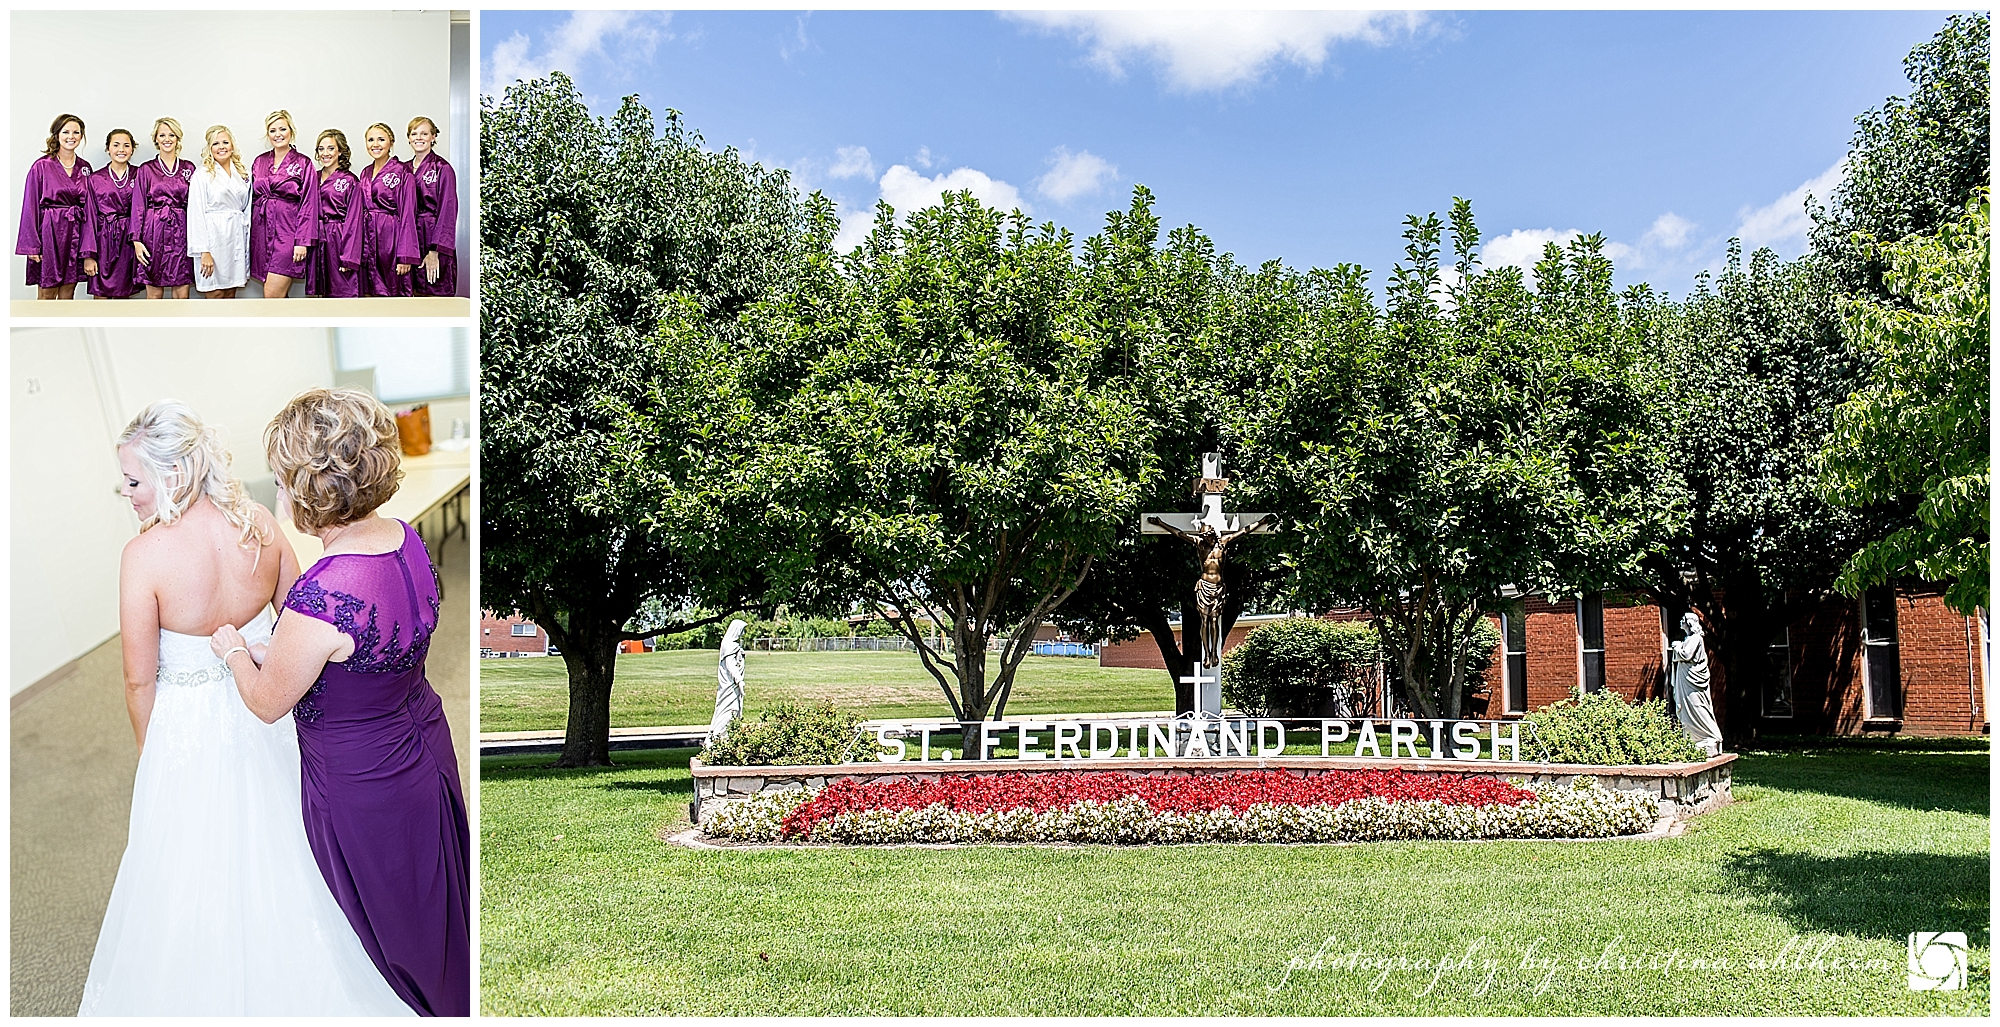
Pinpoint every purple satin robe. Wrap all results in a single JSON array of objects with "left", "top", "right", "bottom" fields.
[
  {"left": 279, "top": 521, "right": 469, "bottom": 1017},
  {"left": 407, "top": 153, "right": 459, "bottom": 297},
  {"left": 250, "top": 148, "right": 320, "bottom": 283},
  {"left": 18, "top": 155, "right": 92, "bottom": 289},
  {"left": 131, "top": 157, "right": 196, "bottom": 289},
  {"left": 81, "top": 165, "right": 141, "bottom": 297},
  {"left": 307, "top": 169, "right": 365, "bottom": 298},
  {"left": 358, "top": 158, "right": 420, "bottom": 297}
]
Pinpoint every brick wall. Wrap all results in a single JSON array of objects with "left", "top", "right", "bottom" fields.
[{"left": 481, "top": 611, "right": 549, "bottom": 656}]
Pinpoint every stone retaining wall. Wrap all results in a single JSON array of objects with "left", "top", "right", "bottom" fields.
[{"left": 689, "top": 752, "right": 1735, "bottom": 823}]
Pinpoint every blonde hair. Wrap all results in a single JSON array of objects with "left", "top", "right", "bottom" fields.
[
  {"left": 200, "top": 124, "right": 246, "bottom": 178},
  {"left": 406, "top": 116, "right": 439, "bottom": 139},
  {"left": 265, "top": 109, "right": 297, "bottom": 140},
  {"left": 152, "top": 117, "right": 184, "bottom": 151},
  {"left": 265, "top": 388, "right": 403, "bottom": 534},
  {"left": 119, "top": 400, "right": 270, "bottom": 549},
  {"left": 364, "top": 122, "right": 397, "bottom": 158}
]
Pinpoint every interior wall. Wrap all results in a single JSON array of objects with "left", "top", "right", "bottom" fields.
[
  {"left": 11, "top": 10, "right": 454, "bottom": 299},
  {"left": 9, "top": 328, "right": 337, "bottom": 691}
]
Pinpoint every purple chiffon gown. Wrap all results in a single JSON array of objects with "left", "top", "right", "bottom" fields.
[{"left": 280, "top": 521, "right": 469, "bottom": 1017}]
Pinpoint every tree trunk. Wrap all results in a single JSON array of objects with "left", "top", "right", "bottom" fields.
[
  {"left": 554, "top": 616, "right": 622, "bottom": 768},
  {"left": 1141, "top": 607, "right": 1194, "bottom": 714}
]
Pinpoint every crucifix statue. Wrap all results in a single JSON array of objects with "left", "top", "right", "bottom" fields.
[{"left": 1140, "top": 452, "right": 1278, "bottom": 717}]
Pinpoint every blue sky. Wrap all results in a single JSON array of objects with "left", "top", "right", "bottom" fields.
[{"left": 483, "top": 9, "right": 1957, "bottom": 299}]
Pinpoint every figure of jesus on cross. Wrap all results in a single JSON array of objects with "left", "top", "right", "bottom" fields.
[{"left": 1140, "top": 452, "right": 1278, "bottom": 716}]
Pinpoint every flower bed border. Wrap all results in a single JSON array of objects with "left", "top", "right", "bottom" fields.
[{"left": 688, "top": 751, "right": 1735, "bottom": 823}]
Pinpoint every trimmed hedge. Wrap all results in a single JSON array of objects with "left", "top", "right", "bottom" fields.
[
  {"left": 699, "top": 701, "right": 872, "bottom": 766},
  {"left": 1221, "top": 618, "right": 1381, "bottom": 716},
  {"left": 1525, "top": 687, "right": 1706, "bottom": 765}
]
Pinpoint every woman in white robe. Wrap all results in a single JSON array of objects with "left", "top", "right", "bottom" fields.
[{"left": 186, "top": 125, "right": 250, "bottom": 297}]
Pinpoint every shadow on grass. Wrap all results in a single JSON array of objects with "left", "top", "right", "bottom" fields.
[
  {"left": 1731, "top": 742, "right": 1989, "bottom": 816},
  {"left": 1721, "top": 847, "right": 1991, "bottom": 946}
]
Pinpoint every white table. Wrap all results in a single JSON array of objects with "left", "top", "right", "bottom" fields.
[{"left": 281, "top": 442, "right": 471, "bottom": 577}]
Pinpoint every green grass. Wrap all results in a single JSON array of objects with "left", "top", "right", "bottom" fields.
[
  {"left": 479, "top": 650, "right": 1173, "bottom": 732},
  {"left": 479, "top": 737, "right": 1990, "bottom": 1015}
]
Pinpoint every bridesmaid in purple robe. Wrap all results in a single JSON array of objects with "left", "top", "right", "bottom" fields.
[
  {"left": 212, "top": 388, "right": 468, "bottom": 1018},
  {"left": 250, "top": 110, "right": 320, "bottom": 299},
  {"left": 357, "top": 123, "right": 419, "bottom": 297},
  {"left": 307, "top": 129, "right": 364, "bottom": 299},
  {"left": 17, "top": 114, "right": 92, "bottom": 299},
  {"left": 132, "top": 118, "right": 196, "bottom": 299},
  {"left": 404, "top": 117, "right": 458, "bottom": 298},
  {"left": 82, "top": 129, "right": 142, "bottom": 299}
]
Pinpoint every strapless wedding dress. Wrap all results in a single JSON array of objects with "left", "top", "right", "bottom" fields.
[{"left": 78, "top": 608, "right": 414, "bottom": 1016}]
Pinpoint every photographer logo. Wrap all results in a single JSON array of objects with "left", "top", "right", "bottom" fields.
[{"left": 1906, "top": 932, "right": 1966, "bottom": 991}]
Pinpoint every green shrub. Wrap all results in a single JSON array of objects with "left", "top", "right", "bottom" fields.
[
  {"left": 1222, "top": 618, "right": 1382, "bottom": 717},
  {"left": 699, "top": 701, "right": 872, "bottom": 766},
  {"left": 1523, "top": 687, "right": 1706, "bottom": 765}
]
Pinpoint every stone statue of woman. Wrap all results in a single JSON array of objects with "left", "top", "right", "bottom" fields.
[
  {"left": 707, "top": 619, "right": 749, "bottom": 743},
  {"left": 1668, "top": 611, "right": 1724, "bottom": 756}
]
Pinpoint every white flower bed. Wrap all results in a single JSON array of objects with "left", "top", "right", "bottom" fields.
[{"left": 698, "top": 777, "right": 1660, "bottom": 845}]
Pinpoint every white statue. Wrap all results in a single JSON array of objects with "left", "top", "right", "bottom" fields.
[
  {"left": 708, "top": 619, "right": 748, "bottom": 743},
  {"left": 1668, "top": 612, "right": 1724, "bottom": 757}
]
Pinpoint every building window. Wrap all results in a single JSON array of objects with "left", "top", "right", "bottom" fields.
[
  {"left": 1501, "top": 601, "right": 1528, "bottom": 713},
  {"left": 1578, "top": 594, "right": 1605, "bottom": 693},
  {"left": 511, "top": 623, "right": 537, "bottom": 637},
  {"left": 1763, "top": 627, "right": 1794, "bottom": 718},
  {"left": 1861, "top": 586, "right": 1902, "bottom": 720}
]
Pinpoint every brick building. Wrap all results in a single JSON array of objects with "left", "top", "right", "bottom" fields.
[
  {"left": 1100, "top": 588, "right": 1988, "bottom": 737},
  {"left": 481, "top": 611, "right": 551, "bottom": 657}
]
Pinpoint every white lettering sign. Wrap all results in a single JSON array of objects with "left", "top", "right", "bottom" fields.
[{"left": 863, "top": 718, "right": 1539, "bottom": 763}]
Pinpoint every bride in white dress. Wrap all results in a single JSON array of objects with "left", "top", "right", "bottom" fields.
[
  {"left": 79, "top": 400, "right": 412, "bottom": 1016},
  {"left": 186, "top": 125, "right": 251, "bottom": 297}
]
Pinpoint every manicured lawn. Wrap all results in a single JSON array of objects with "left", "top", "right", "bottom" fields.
[
  {"left": 478, "top": 737, "right": 1989, "bottom": 1015},
  {"left": 479, "top": 650, "right": 1174, "bottom": 732}
]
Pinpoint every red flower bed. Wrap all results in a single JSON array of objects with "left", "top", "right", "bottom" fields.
[{"left": 780, "top": 769, "right": 1533, "bottom": 838}]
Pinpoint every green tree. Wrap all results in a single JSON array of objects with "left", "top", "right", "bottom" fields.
[
  {"left": 1273, "top": 201, "right": 1672, "bottom": 720},
  {"left": 1053, "top": 189, "right": 1304, "bottom": 712},
  {"left": 1811, "top": 13, "right": 1989, "bottom": 297},
  {"left": 769, "top": 191, "right": 1156, "bottom": 725},
  {"left": 480, "top": 74, "right": 818, "bottom": 766},
  {"left": 1637, "top": 246, "right": 1874, "bottom": 737},
  {"left": 1821, "top": 193, "right": 1990, "bottom": 614}
]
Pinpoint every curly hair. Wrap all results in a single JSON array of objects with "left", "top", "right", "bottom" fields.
[
  {"left": 265, "top": 388, "right": 403, "bottom": 534},
  {"left": 199, "top": 124, "right": 246, "bottom": 178},
  {"left": 44, "top": 114, "right": 84, "bottom": 158},
  {"left": 119, "top": 400, "right": 270, "bottom": 548},
  {"left": 316, "top": 128, "right": 352, "bottom": 173}
]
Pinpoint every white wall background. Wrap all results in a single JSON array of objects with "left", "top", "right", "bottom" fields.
[{"left": 11, "top": 10, "right": 456, "bottom": 299}]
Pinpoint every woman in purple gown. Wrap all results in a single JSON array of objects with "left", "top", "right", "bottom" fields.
[
  {"left": 82, "top": 128, "right": 141, "bottom": 299},
  {"left": 132, "top": 118, "right": 196, "bottom": 299},
  {"left": 357, "top": 123, "right": 419, "bottom": 297},
  {"left": 404, "top": 117, "right": 458, "bottom": 298},
  {"left": 17, "top": 113, "right": 92, "bottom": 299},
  {"left": 307, "top": 129, "right": 364, "bottom": 299},
  {"left": 210, "top": 388, "right": 468, "bottom": 1017},
  {"left": 250, "top": 110, "right": 320, "bottom": 299}
]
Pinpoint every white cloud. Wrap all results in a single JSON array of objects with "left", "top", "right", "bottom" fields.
[
  {"left": 483, "top": 11, "right": 671, "bottom": 95},
  {"left": 833, "top": 206, "right": 877, "bottom": 253},
  {"left": 1643, "top": 212, "right": 1696, "bottom": 250},
  {"left": 1010, "top": 10, "right": 1427, "bottom": 92},
  {"left": 1480, "top": 228, "right": 1583, "bottom": 275},
  {"left": 912, "top": 146, "right": 937, "bottom": 170},
  {"left": 1734, "top": 159, "right": 1844, "bottom": 253},
  {"left": 1036, "top": 147, "right": 1118, "bottom": 203},
  {"left": 829, "top": 146, "right": 875, "bottom": 181},
  {"left": 879, "top": 164, "right": 1030, "bottom": 218}
]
